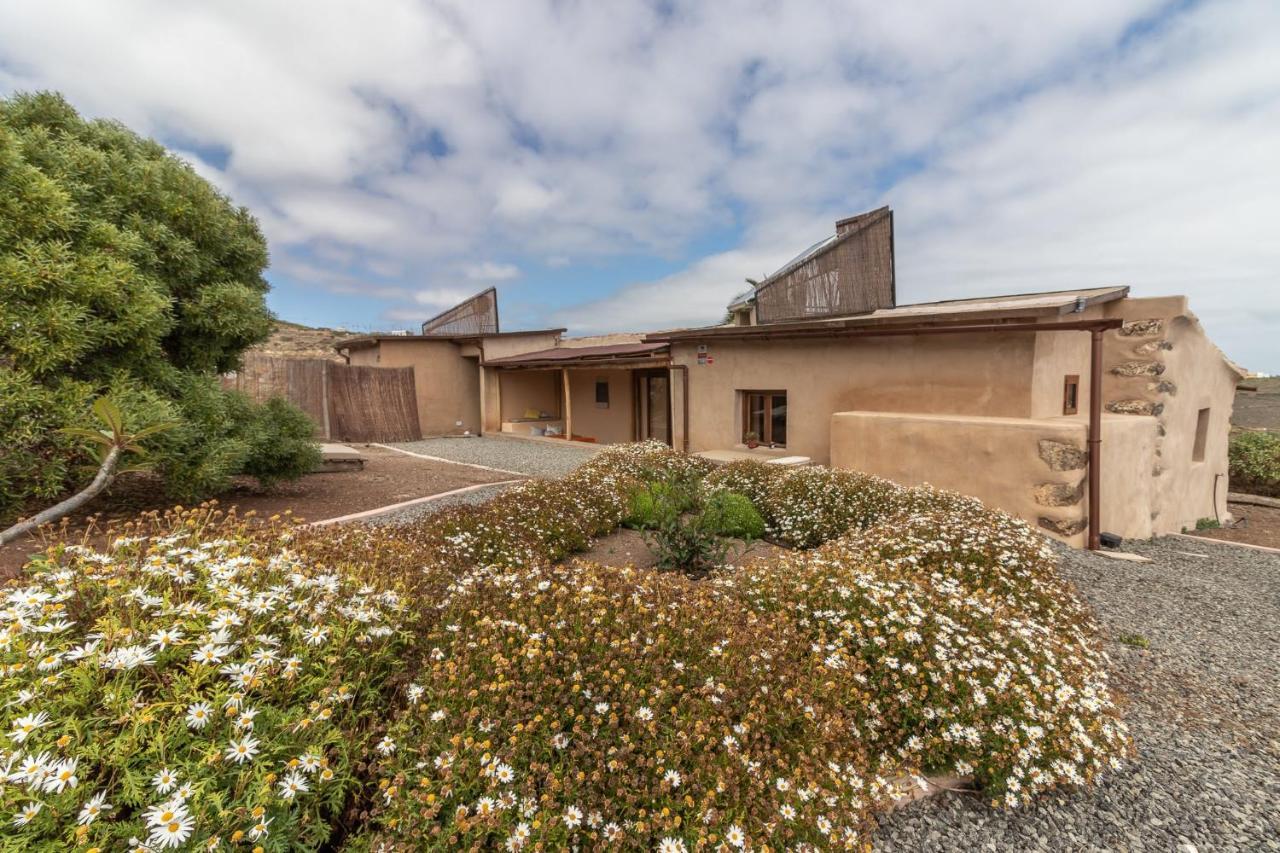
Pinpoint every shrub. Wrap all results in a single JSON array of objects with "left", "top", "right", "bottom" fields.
[
  {"left": 643, "top": 511, "right": 732, "bottom": 576},
  {"left": 0, "top": 92, "right": 318, "bottom": 522},
  {"left": 362, "top": 561, "right": 894, "bottom": 850},
  {"left": 575, "top": 440, "right": 712, "bottom": 492},
  {"left": 623, "top": 481, "right": 687, "bottom": 529},
  {"left": 0, "top": 512, "right": 408, "bottom": 850},
  {"left": 700, "top": 459, "right": 782, "bottom": 508},
  {"left": 715, "top": 508, "right": 1130, "bottom": 804},
  {"left": 1228, "top": 430, "right": 1280, "bottom": 497},
  {"left": 699, "top": 490, "right": 766, "bottom": 540},
  {"left": 238, "top": 397, "right": 323, "bottom": 489},
  {"left": 762, "top": 466, "right": 900, "bottom": 548}
]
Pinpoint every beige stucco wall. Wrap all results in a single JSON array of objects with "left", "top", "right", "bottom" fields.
[
  {"left": 830, "top": 411, "right": 1157, "bottom": 545},
  {"left": 480, "top": 331, "right": 562, "bottom": 361},
  {"left": 499, "top": 371, "right": 561, "bottom": 422},
  {"left": 671, "top": 332, "right": 1040, "bottom": 464},
  {"left": 567, "top": 370, "right": 635, "bottom": 443},
  {"left": 350, "top": 339, "right": 481, "bottom": 436},
  {"left": 1101, "top": 296, "right": 1240, "bottom": 533}
]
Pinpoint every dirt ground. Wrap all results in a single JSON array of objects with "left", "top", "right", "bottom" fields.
[
  {"left": 1190, "top": 501, "right": 1280, "bottom": 550},
  {"left": 0, "top": 445, "right": 518, "bottom": 579},
  {"left": 573, "top": 525, "right": 789, "bottom": 570}
]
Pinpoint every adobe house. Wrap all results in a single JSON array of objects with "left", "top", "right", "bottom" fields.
[{"left": 336, "top": 209, "right": 1244, "bottom": 548}]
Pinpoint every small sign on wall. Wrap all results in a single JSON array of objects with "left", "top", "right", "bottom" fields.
[{"left": 696, "top": 344, "right": 712, "bottom": 365}]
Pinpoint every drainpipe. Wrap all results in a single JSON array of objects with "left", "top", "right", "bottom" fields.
[{"left": 1088, "top": 328, "right": 1104, "bottom": 550}]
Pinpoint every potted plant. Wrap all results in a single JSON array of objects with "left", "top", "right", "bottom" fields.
[{"left": 743, "top": 430, "right": 760, "bottom": 449}]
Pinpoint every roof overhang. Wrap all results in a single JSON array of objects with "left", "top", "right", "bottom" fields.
[
  {"left": 651, "top": 287, "right": 1129, "bottom": 343},
  {"left": 485, "top": 342, "right": 670, "bottom": 368}
]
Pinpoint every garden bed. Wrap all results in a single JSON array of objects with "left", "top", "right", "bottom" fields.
[
  {"left": 0, "top": 442, "right": 1130, "bottom": 850},
  {"left": 1189, "top": 501, "right": 1280, "bottom": 550},
  {"left": 0, "top": 445, "right": 516, "bottom": 579}
]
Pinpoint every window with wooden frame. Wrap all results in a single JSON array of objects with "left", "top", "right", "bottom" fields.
[
  {"left": 741, "top": 391, "right": 787, "bottom": 446},
  {"left": 1062, "top": 375, "right": 1080, "bottom": 415}
]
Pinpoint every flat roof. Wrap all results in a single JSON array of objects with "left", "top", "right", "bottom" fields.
[
  {"left": 485, "top": 341, "right": 669, "bottom": 367},
  {"left": 649, "top": 286, "right": 1129, "bottom": 342}
]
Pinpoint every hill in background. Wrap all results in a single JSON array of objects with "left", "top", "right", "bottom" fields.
[{"left": 252, "top": 320, "right": 356, "bottom": 362}]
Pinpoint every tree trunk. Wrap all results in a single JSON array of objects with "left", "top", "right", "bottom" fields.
[{"left": 0, "top": 445, "right": 122, "bottom": 547}]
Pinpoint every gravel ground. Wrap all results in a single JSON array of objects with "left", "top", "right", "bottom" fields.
[
  {"left": 874, "top": 536, "right": 1280, "bottom": 852},
  {"left": 364, "top": 481, "right": 519, "bottom": 526},
  {"left": 389, "top": 436, "right": 601, "bottom": 478}
]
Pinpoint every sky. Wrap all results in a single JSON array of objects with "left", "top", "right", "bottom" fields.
[{"left": 1, "top": 0, "right": 1276, "bottom": 370}]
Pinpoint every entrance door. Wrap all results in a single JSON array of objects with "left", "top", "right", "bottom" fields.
[{"left": 635, "top": 370, "right": 672, "bottom": 445}]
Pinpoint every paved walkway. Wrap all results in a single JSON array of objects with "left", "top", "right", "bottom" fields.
[{"left": 387, "top": 435, "right": 602, "bottom": 478}]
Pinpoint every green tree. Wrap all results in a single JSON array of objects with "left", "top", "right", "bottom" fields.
[{"left": 0, "top": 91, "right": 317, "bottom": 523}]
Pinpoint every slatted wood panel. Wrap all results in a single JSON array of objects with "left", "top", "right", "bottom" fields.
[
  {"left": 326, "top": 363, "right": 422, "bottom": 442},
  {"left": 755, "top": 207, "right": 895, "bottom": 324},
  {"left": 222, "top": 355, "right": 328, "bottom": 437},
  {"left": 223, "top": 354, "right": 422, "bottom": 442}
]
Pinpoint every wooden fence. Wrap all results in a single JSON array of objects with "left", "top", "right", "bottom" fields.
[{"left": 223, "top": 354, "right": 422, "bottom": 443}]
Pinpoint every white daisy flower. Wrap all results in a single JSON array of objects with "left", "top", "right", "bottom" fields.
[
  {"left": 277, "top": 770, "right": 309, "bottom": 800},
  {"left": 225, "top": 736, "right": 260, "bottom": 764},
  {"left": 562, "top": 804, "right": 583, "bottom": 829},
  {"left": 152, "top": 767, "right": 180, "bottom": 794},
  {"left": 8, "top": 711, "right": 50, "bottom": 743},
  {"left": 185, "top": 701, "right": 213, "bottom": 730},
  {"left": 725, "top": 824, "right": 746, "bottom": 847},
  {"left": 12, "top": 801, "right": 41, "bottom": 826},
  {"left": 77, "top": 791, "right": 112, "bottom": 825}
]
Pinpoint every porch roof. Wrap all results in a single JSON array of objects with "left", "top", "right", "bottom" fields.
[{"left": 485, "top": 341, "right": 670, "bottom": 368}]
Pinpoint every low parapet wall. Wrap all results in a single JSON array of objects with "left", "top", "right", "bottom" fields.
[{"left": 830, "top": 411, "right": 1157, "bottom": 546}]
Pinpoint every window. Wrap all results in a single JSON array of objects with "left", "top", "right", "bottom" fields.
[
  {"left": 741, "top": 391, "right": 787, "bottom": 446},
  {"left": 1062, "top": 375, "right": 1080, "bottom": 415},
  {"left": 595, "top": 378, "right": 609, "bottom": 408},
  {"left": 1192, "top": 407, "right": 1210, "bottom": 462}
]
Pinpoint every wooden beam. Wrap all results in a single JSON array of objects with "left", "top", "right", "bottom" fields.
[{"left": 561, "top": 367, "right": 572, "bottom": 441}]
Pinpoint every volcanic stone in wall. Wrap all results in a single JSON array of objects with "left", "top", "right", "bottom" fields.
[
  {"left": 1038, "top": 439, "right": 1088, "bottom": 471},
  {"left": 1133, "top": 340, "right": 1173, "bottom": 356},
  {"left": 1038, "top": 516, "right": 1088, "bottom": 536},
  {"left": 1111, "top": 360, "right": 1165, "bottom": 377},
  {"left": 1107, "top": 399, "right": 1163, "bottom": 416},
  {"left": 1033, "top": 480, "right": 1084, "bottom": 507},
  {"left": 1150, "top": 380, "right": 1177, "bottom": 395},
  {"left": 1119, "top": 318, "right": 1163, "bottom": 337}
]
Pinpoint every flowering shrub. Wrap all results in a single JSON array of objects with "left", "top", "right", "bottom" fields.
[
  {"left": 715, "top": 503, "right": 1130, "bottom": 804},
  {"left": 1, "top": 441, "right": 1131, "bottom": 848},
  {"left": 362, "top": 560, "right": 899, "bottom": 850},
  {"left": 700, "top": 459, "right": 782, "bottom": 508},
  {"left": 761, "top": 466, "right": 901, "bottom": 548},
  {"left": 0, "top": 513, "right": 407, "bottom": 850}
]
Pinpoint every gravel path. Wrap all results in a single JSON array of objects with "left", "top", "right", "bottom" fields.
[
  {"left": 874, "top": 537, "right": 1280, "bottom": 852},
  {"left": 364, "top": 481, "right": 519, "bottom": 527},
  {"left": 389, "top": 436, "right": 601, "bottom": 478}
]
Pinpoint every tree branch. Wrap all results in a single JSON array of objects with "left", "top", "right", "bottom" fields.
[{"left": 0, "top": 445, "right": 123, "bottom": 547}]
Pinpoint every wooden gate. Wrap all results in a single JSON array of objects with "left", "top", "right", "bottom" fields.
[{"left": 223, "top": 355, "right": 422, "bottom": 442}]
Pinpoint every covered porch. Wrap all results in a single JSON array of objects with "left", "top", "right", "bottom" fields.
[{"left": 480, "top": 342, "right": 684, "bottom": 447}]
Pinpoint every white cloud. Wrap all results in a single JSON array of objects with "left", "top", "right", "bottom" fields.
[
  {"left": 414, "top": 287, "right": 478, "bottom": 309},
  {"left": 463, "top": 261, "right": 520, "bottom": 281},
  {"left": 1, "top": 0, "right": 1276, "bottom": 368}
]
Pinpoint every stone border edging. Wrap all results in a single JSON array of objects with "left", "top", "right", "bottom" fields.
[
  {"left": 1167, "top": 531, "right": 1280, "bottom": 556},
  {"left": 371, "top": 442, "right": 532, "bottom": 477},
  {"left": 1227, "top": 491, "right": 1280, "bottom": 509},
  {"left": 305, "top": 479, "right": 525, "bottom": 527}
]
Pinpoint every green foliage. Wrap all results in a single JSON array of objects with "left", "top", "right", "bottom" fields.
[
  {"left": 0, "top": 92, "right": 317, "bottom": 521},
  {"left": 643, "top": 510, "right": 732, "bottom": 576},
  {"left": 1194, "top": 517, "right": 1221, "bottom": 530},
  {"left": 699, "top": 490, "right": 765, "bottom": 540},
  {"left": 1119, "top": 633, "right": 1150, "bottom": 649},
  {"left": 1229, "top": 429, "right": 1280, "bottom": 497},
  {"left": 1, "top": 512, "right": 408, "bottom": 850},
  {"left": 623, "top": 481, "right": 687, "bottom": 529}
]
